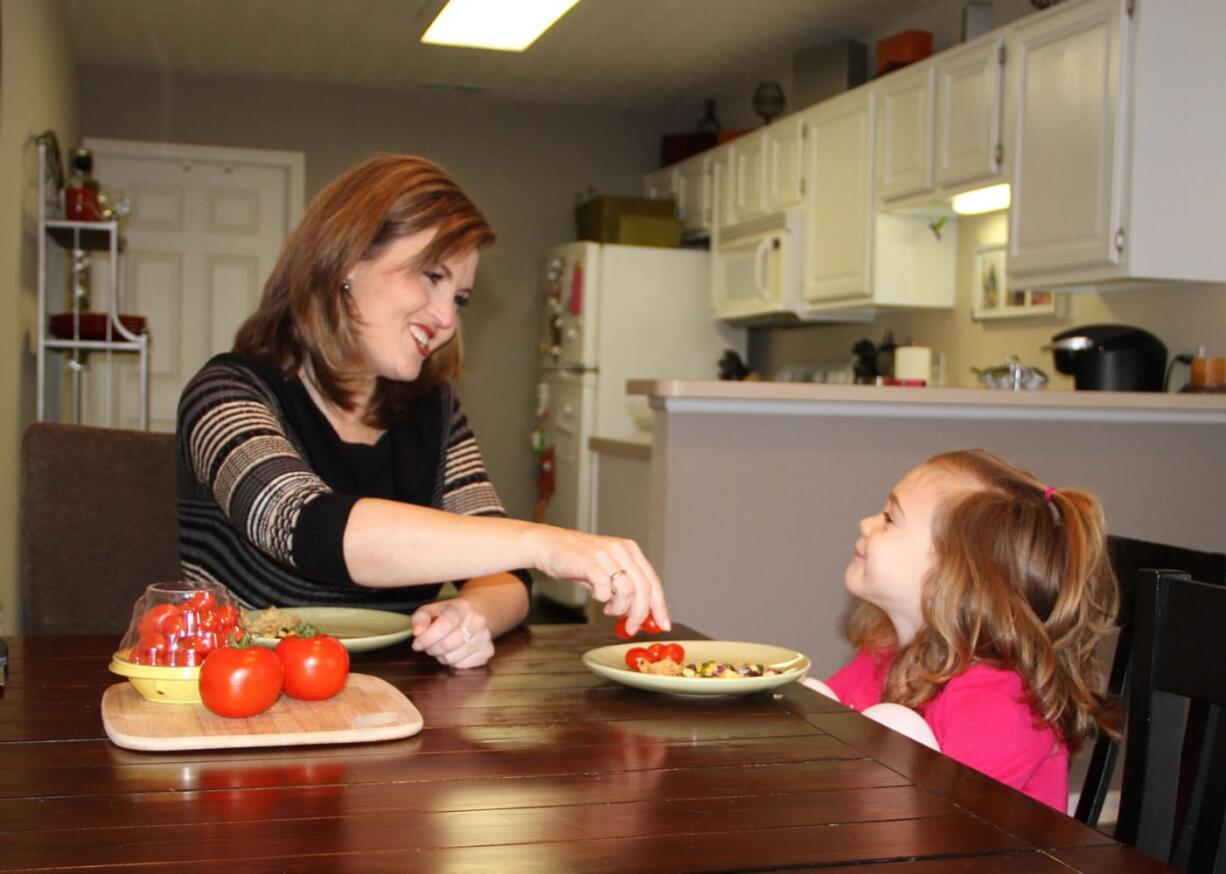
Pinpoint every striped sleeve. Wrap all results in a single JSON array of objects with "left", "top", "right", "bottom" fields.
[
  {"left": 440, "top": 395, "right": 507, "bottom": 518},
  {"left": 439, "top": 394, "right": 532, "bottom": 591},
  {"left": 178, "top": 359, "right": 354, "bottom": 576}
]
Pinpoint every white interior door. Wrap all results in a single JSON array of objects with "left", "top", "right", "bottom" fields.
[{"left": 85, "top": 139, "right": 303, "bottom": 431}]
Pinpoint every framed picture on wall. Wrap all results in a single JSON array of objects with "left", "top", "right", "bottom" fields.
[{"left": 971, "top": 244, "right": 1065, "bottom": 320}]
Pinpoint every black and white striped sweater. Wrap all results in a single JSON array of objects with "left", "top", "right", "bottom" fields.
[{"left": 177, "top": 353, "right": 528, "bottom": 612}]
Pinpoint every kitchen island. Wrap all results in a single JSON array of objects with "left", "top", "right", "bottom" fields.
[{"left": 628, "top": 380, "right": 1226, "bottom": 678}]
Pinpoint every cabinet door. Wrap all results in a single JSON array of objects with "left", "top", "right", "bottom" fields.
[
  {"left": 934, "top": 37, "right": 1005, "bottom": 189},
  {"left": 642, "top": 166, "right": 677, "bottom": 202},
  {"left": 876, "top": 62, "right": 935, "bottom": 202},
  {"left": 729, "top": 131, "right": 767, "bottom": 224},
  {"left": 1009, "top": 0, "right": 1127, "bottom": 275},
  {"left": 764, "top": 114, "right": 806, "bottom": 211},
  {"left": 803, "top": 91, "right": 874, "bottom": 303},
  {"left": 676, "top": 156, "right": 713, "bottom": 236}
]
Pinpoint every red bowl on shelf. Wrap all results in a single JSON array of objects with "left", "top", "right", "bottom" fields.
[{"left": 49, "top": 312, "right": 147, "bottom": 341}]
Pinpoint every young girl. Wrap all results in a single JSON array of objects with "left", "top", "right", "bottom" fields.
[{"left": 825, "top": 449, "right": 1119, "bottom": 810}]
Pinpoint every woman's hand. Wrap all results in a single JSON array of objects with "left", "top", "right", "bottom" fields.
[
  {"left": 525, "top": 526, "right": 670, "bottom": 636},
  {"left": 410, "top": 598, "right": 493, "bottom": 669}
]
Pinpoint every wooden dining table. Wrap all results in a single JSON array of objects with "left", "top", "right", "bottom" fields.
[{"left": 1, "top": 621, "right": 1174, "bottom": 872}]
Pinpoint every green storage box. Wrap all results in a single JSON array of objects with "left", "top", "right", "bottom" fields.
[
  {"left": 612, "top": 215, "right": 684, "bottom": 248},
  {"left": 574, "top": 195, "right": 678, "bottom": 244}
]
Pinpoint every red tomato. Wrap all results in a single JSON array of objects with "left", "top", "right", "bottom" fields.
[
  {"left": 641, "top": 612, "right": 662, "bottom": 635},
  {"left": 646, "top": 643, "right": 666, "bottom": 663},
  {"left": 215, "top": 604, "right": 239, "bottom": 631},
  {"left": 624, "top": 646, "right": 649, "bottom": 671},
  {"left": 188, "top": 591, "right": 216, "bottom": 611},
  {"left": 138, "top": 604, "right": 183, "bottom": 638},
  {"left": 614, "top": 615, "right": 633, "bottom": 640},
  {"left": 664, "top": 643, "right": 686, "bottom": 664},
  {"left": 199, "top": 641, "right": 284, "bottom": 718},
  {"left": 275, "top": 634, "right": 350, "bottom": 701},
  {"left": 615, "top": 611, "right": 662, "bottom": 640}
]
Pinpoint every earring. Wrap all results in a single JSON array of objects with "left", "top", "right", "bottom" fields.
[{"left": 341, "top": 279, "right": 352, "bottom": 293}]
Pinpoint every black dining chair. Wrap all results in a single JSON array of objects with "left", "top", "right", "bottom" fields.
[
  {"left": 19, "top": 422, "right": 182, "bottom": 634},
  {"left": 1074, "top": 536, "right": 1226, "bottom": 829},
  {"left": 1114, "top": 570, "right": 1226, "bottom": 873}
]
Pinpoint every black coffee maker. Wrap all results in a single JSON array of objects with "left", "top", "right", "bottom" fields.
[{"left": 1048, "top": 324, "right": 1167, "bottom": 391}]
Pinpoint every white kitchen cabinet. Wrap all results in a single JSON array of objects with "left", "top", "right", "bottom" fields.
[
  {"left": 934, "top": 36, "right": 1006, "bottom": 190},
  {"left": 802, "top": 90, "right": 874, "bottom": 304},
  {"left": 1008, "top": 0, "right": 1226, "bottom": 289},
  {"left": 728, "top": 131, "right": 767, "bottom": 225},
  {"left": 763, "top": 113, "right": 806, "bottom": 212},
  {"left": 675, "top": 154, "right": 715, "bottom": 237},
  {"left": 803, "top": 88, "right": 957, "bottom": 313},
  {"left": 642, "top": 166, "right": 677, "bottom": 202},
  {"left": 875, "top": 61, "right": 936, "bottom": 202}
]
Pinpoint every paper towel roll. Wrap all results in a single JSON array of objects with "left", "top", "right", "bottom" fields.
[{"left": 894, "top": 346, "right": 932, "bottom": 383}]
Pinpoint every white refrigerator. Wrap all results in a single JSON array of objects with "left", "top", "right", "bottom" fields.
[{"left": 532, "top": 241, "right": 746, "bottom": 608}]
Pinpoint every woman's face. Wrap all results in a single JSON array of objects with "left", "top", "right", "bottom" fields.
[
  {"left": 844, "top": 465, "right": 972, "bottom": 644},
  {"left": 345, "top": 227, "right": 477, "bottom": 388}
]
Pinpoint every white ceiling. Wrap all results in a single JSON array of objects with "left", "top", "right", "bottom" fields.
[{"left": 62, "top": 0, "right": 946, "bottom": 109}]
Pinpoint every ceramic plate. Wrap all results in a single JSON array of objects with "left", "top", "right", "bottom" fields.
[
  {"left": 582, "top": 640, "right": 810, "bottom": 697},
  {"left": 246, "top": 607, "right": 413, "bottom": 654}
]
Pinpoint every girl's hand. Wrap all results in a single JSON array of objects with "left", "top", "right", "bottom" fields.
[
  {"left": 410, "top": 598, "right": 493, "bottom": 669},
  {"left": 526, "top": 526, "right": 670, "bottom": 636}
]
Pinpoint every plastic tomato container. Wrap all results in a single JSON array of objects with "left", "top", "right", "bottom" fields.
[{"left": 109, "top": 580, "right": 245, "bottom": 704}]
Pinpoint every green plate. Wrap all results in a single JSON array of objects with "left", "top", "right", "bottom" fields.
[
  {"left": 247, "top": 607, "right": 414, "bottom": 654},
  {"left": 582, "top": 640, "right": 810, "bottom": 697}
]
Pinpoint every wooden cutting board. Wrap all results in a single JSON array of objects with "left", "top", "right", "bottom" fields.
[{"left": 101, "top": 673, "right": 423, "bottom": 751}]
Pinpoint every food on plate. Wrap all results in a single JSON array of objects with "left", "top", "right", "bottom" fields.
[
  {"left": 681, "top": 661, "right": 782, "bottom": 679},
  {"left": 623, "top": 641, "right": 783, "bottom": 679},
  {"left": 275, "top": 632, "right": 350, "bottom": 700},
  {"left": 614, "top": 610, "right": 663, "bottom": 640},
  {"left": 198, "top": 635, "right": 285, "bottom": 718},
  {"left": 244, "top": 606, "right": 310, "bottom": 639}
]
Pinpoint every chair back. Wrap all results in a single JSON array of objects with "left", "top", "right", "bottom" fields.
[
  {"left": 1075, "top": 535, "right": 1226, "bottom": 827},
  {"left": 1116, "top": 571, "right": 1226, "bottom": 872},
  {"left": 20, "top": 422, "right": 181, "bottom": 635}
]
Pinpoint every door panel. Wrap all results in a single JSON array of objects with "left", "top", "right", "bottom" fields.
[{"left": 87, "top": 142, "right": 300, "bottom": 431}]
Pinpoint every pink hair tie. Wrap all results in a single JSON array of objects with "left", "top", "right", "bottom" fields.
[{"left": 1043, "top": 485, "right": 1056, "bottom": 502}]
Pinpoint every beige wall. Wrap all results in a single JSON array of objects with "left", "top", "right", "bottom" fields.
[
  {"left": 75, "top": 67, "right": 690, "bottom": 528},
  {"left": 0, "top": 0, "right": 77, "bottom": 635},
  {"left": 750, "top": 211, "right": 1226, "bottom": 390}
]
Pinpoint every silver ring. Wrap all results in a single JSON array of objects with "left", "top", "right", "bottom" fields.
[
  {"left": 608, "top": 569, "right": 628, "bottom": 584},
  {"left": 460, "top": 624, "right": 473, "bottom": 643}
]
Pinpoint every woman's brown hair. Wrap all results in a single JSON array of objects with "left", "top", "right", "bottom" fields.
[
  {"left": 233, "top": 154, "right": 494, "bottom": 427},
  {"left": 846, "top": 449, "right": 1120, "bottom": 751}
]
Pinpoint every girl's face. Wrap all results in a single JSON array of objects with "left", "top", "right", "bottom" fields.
[
  {"left": 345, "top": 227, "right": 476, "bottom": 390},
  {"left": 845, "top": 465, "right": 972, "bottom": 645}
]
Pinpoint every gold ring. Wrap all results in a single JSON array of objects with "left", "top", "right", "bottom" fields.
[{"left": 608, "top": 569, "right": 628, "bottom": 584}]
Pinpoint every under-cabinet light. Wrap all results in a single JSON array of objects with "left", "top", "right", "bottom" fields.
[
  {"left": 951, "top": 183, "right": 1011, "bottom": 215},
  {"left": 421, "top": 0, "right": 581, "bottom": 51}
]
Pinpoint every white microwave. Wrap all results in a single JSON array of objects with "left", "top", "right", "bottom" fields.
[{"left": 710, "top": 210, "right": 806, "bottom": 323}]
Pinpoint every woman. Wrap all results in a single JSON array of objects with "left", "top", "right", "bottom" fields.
[{"left": 177, "top": 154, "right": 668, "bottom": 669}]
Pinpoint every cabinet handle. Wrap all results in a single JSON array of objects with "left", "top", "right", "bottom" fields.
[{"left": 1115, "top": 227, "right": 1126, "bottom": 255}]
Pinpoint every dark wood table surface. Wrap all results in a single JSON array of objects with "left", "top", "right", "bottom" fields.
[{"left": 0, "top": 623, "right": 1174, "bottom": 872}]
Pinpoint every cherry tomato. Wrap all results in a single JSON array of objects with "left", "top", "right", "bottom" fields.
[
  {"left": 646, "top": 643, "right": 666, "bottom": 663},
  {"left": 624, "top": 646, "right": 649, "bottom": 671},
  {"left": 188, "top": 591, "right": 216, "bottom": 611},
  {"left": 615, "top": 611, "right": 662, "bottom": 640},
  {"left": 138, "top": 604, "right": 183, "bottom": 638},
  {"left": 199, "top": 639, "right": 284, "bottom": 718},
  {"left": 215, "top": 604, "right": 239, "bottom": 631},
  {"left": 664, "top": 643, "right": 686, "bottom": 664},
  {"left": 275, "top": 633, "right": 350, "bottom": 701}
]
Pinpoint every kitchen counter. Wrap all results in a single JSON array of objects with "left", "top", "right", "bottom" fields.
[
  {"left": 588, "top": 435, "right": 652, "bottom": 460},
  {"left": 628, "top": 379, "right": 1226, "bottom": 423},
  {"left": 626, "top": 378, "right": 1225, "bottom": 678}
]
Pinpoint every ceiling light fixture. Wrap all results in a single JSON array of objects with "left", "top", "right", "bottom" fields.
[
  {"left": 951, "top": 183, "right": 1011, "bottom": 215},
  {"left": 421, "top": 0, "right": 581, "bottom": 52}
]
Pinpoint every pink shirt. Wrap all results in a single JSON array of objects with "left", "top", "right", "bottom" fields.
[{"left": 827, "top": 649, "right": 1068, "bottom": 811}]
